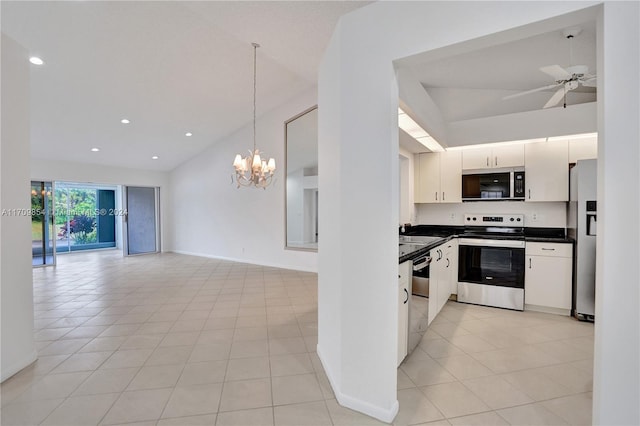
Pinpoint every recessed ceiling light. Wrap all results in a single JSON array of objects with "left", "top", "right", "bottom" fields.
[
  {"left": 29, "top": 56, "right": 44, "bottom": 65},
  {"left": 151, "top": 156, "right": 159, "bottom": 160},
  {"left": 121, "top": 119, "right": 130, "bottom": 124},
  {"left": 91, "top": 148, "right": 100, "bottom": 152},
  {"left": 185, "top": 132, "right": 193, "bottom": 137}
]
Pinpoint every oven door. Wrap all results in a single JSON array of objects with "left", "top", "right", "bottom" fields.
[{"left": 457, "top": 238, "right": 525, "bottom": 310}]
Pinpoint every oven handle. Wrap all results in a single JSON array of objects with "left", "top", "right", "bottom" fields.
[
  {"left": 413, "top": 256, "right": 431, "bottom": 271},
  {"left": 458, "top": 238, "right": 525, "bottom": 248}
]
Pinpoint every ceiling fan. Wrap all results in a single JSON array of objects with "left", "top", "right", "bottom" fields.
[{"left": 503, "top": 27, "right": 597, "bottom": 109}]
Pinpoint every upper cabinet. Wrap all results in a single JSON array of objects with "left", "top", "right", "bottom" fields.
[
  {"left": 462, "top": 144, "right": 524, "bottom": 170},
  {"left": 568, "top": 136, "right": 597, "bottom": 163},
  {"left": 525, "top": 140, "right": 569, "bottom": 202},
  {"left": 415, "top": 151, "right": 461, "bottom": 203}
]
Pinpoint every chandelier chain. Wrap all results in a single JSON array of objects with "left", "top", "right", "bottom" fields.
[
  {"left": 252, "top": 42, "right": 258, "bottom": 153},
  {"left": 232, "top": 41, "right": 275, "bottom": 189}
]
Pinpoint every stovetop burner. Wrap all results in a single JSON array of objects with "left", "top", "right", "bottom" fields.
[{"left": 463, "top": 214, "right": 525, "bottom": 239}]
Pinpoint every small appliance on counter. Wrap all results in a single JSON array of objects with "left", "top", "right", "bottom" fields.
[{"left": 568, "top": 159, "right": 597, "bottom": 321}]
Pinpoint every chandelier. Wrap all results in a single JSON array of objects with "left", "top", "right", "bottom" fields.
[{"left": 233, "top": 42, "right": 276, "bottom": 189}]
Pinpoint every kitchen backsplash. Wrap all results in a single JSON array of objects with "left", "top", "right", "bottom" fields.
[{"left": 414, "top": 201, "right": 567, "bottom": 228}]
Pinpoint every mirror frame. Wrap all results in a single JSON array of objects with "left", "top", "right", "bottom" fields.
[{"left": 284, "top": 105, "right": 318, "bottom": 252}]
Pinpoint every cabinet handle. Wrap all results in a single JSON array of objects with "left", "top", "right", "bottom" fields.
[
  {"left": 446, "top": 258, "right": 450, "bottom": 268},
  {"left": 435, "top": 192, "right": 438, "bottom": 201},
  {"left": 486, "top": 157, "right": 489, "bottom": 167},
  {"left": 442, "top": 192, "right": 445, "bottom": 201},
  {"left": 541, "top": 248, "right": 555, "bottom": 251},
  {"left": 404, "top": 288, "right": 409, "bottom": 304},
  {"left": 529, "top": 258, "right": 532, "bottom": 269},
  {"left": 528, "top": 189, "right": 531, "bottom": 200},
  {"left": 495, "top": 156, "right": 498, "bottom": 167}
]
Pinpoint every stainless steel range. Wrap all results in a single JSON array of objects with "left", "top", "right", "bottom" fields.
[{"left": 457, "top": 214, "right": 526, "bottom": 310}]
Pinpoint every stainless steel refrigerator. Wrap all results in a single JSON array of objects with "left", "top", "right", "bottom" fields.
[{"left": 567, "top": 159, "right": 597, "bottom": 321}]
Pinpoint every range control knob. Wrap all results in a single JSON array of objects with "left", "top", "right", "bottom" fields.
[
  {"left": 472, "top": 217, "right": 477, "bottom": 221},
  {"left": 466, "top": 217, "right": 471, "bottom": 221},
  {"left": 510, "top": 217, "right": 514, "bottom": 222},
  {"left": 517, "top": 218, "right": 521, "bottom": 222}
]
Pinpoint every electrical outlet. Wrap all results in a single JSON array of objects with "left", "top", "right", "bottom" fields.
[
  {"left": 531, "top": 213, "right": 538, "bottom": 222},
  {"left": 450, "top": 213, "right": 456, "bottom": 222}
]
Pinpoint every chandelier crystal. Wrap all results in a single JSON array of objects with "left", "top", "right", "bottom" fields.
[{"left": 233, "top": 42, "right": 276, "bottom": 189}]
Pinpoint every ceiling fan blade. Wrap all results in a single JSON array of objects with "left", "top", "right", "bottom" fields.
[
  {"left": 582, "top": 76, "right": 597, "bottom": 87},
  {"left": 540, "top": 65, "right": 571, "bottom": 81},
  {"left": 543, "top": 87, "right": 566, "bottom": 108},
  {"left": 502, "top": 83, "right": 560, "bottom": 100}
]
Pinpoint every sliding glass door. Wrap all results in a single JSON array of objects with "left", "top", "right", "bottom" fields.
[
  {"left": 55, "top": 182, "right": 117, "bottom": 253},
  {"left": 31, "top": 181, "right": 55, "bottom": 266}
]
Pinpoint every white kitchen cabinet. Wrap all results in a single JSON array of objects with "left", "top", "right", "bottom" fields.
[
  {"left": 439, "top": 151, "right": 462, "bottom": 203},
  {"left": 462, "top": 144, "right": 524, "bottom": 170},
  {"left": 525, "top": 242, "right": 573, "bottom": 315},
  {"left": 398, "top": 261, "right": 411, "bottom": 366},
  {"left": 568, "top": 136, "right": 597, "bottom": 162},
  {"left": 445, "top": 239, "right": 458, "bottom": 295},
  {"left": 414, "top": 151, "right": 461, "bottom": 203},
  {"left": 414, "top": 153, "right": 439, "bottom": 203},
  {"left": 427, "top": 242, "right": 453, "bottom": 325},
  {"left": 525, "top": 140, "right": 569, "bottom": 201}
]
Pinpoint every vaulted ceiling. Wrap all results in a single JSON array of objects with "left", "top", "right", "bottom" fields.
[{"left": 1, "top": 1, "right": 369, "bottom": 171}]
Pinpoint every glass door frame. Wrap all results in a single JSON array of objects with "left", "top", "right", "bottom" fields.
[{"left": 31, "top": 180, "right": 56, "bottom": 267}]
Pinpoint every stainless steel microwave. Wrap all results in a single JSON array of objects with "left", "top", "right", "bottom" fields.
[{"left": 461, "top": 169, "right": 525, "bottom": 201}]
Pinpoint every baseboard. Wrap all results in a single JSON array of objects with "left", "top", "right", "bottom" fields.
[
  {"left": 169, "top": 250, "right": 317, "bottom": 273},
  {"left": 525, "top": 304, "right": 571, "bottom": 316},
  {"left": 316, "top": 345, "right": 399, "bottom": 424},
  {"left": 1, "top": 350, "right": 37, "bottom": 383}
]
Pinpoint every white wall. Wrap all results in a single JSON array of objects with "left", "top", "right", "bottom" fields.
[
  {"left": 1, "top": 34, "right": 37, "bottom": 382},
  {"left": 416, "top": 201, "right": 567, "bottom": 228},
  {"left": 317, "top": 1, "right": 607, "bottom": 422},
  {"left": 30, "top": 158, "right": 171, "bottom": 252},
  {"left": 170, "top": 88, "right": 318, "bottom": 272},
  {"left": 593, "top": 3, "right": 640, "bottom": 424}
]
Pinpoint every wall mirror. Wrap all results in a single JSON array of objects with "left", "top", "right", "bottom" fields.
[{"left": 285, "top": 106, "right": 318, "bottom": 251}]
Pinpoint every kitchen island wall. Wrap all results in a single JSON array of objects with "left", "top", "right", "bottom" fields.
[{"left": 415, "top": 201, "right": 566, "bottom": 228}]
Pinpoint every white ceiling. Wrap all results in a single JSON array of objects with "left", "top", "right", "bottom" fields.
[
  {"left": 1, "top": 1, "right": 369, "bottom": 171},
  {"left": 398, "top": 19, "right": 597, "bottom": 153}
]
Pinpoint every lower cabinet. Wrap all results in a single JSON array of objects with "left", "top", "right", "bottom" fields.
[
  {"left": 446, "top": 239, "right": 458, "bottom": 295},
  {"left": 525, "top": 242, "right": 573, "bottom": 315},
  {"left": 398, "top": 261, "right": 411, "bottom": 366},
  {"left": 428, "top": 242, "right": 454, "bottom": 325}
]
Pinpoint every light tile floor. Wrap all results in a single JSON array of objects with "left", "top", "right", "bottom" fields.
[{"left": 1, "top": 251, "right": 594, "bottom": 425}]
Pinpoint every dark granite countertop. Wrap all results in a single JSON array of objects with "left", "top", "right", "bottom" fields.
[
  {"left": 399, "top": 225, "right": 573, "bottom": 263},
  {"left": 399, "top": 235, "right": 453, "bottom": 264}
]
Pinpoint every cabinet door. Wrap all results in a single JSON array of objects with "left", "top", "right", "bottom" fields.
[
  {"left": 568, "top": 137, "right": 597, "bottom": 162},
  {"left": 439, "top": 151, "right": 462, "bottom": 203},
  {"left": 437, "top": 248, "right": 451, "bottom": 313},
  {"left": 446, "top": 240, "right": 458, "bottom": 295},
  {"left": 525, "top": 140, "right": 569, "bottom": 201},
  {"left": 462, "top": 147, "right": 491, "bottom": 170},
  {"left": 427, "top": 254, "right": 439, "bottom": 325},
  {"left": 398, "top": 261, "right": 410, "bottom": 366},
  {"left": 525, "top": 255, "right": 572, "bottom": 312},
  {"left": 415, "top": 153, "right": 440, "bottom": 203},
  {"left": 493, "top": 144, "right": 524, "bottom": 168}
]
